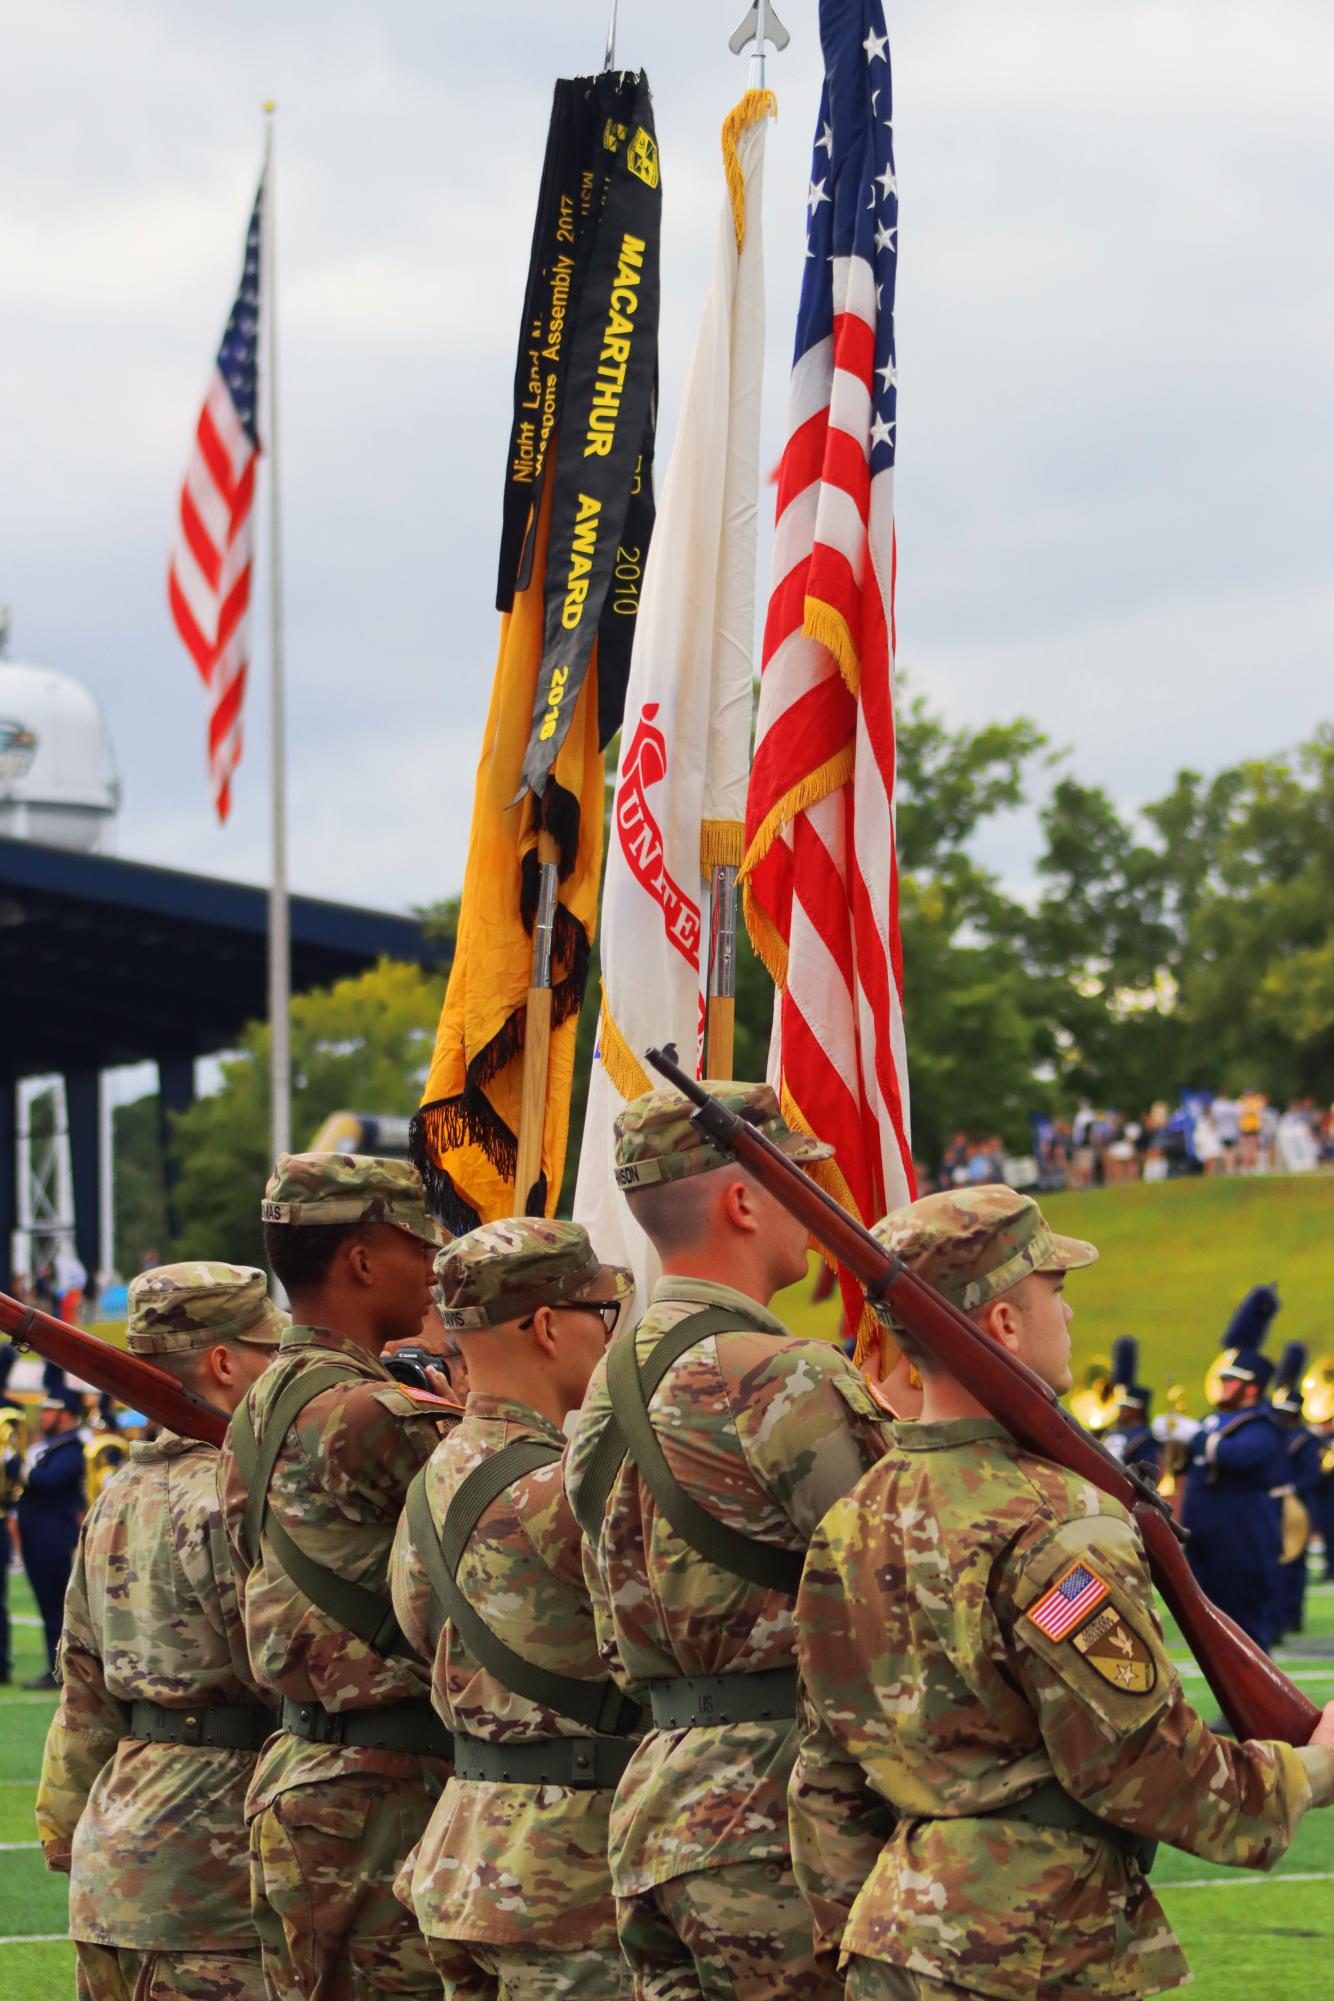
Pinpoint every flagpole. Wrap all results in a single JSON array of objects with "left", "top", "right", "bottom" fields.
[
  {"left": 513, "top": 829, "right": 559, "bottom": 1211},
  {"left": 705, "top": 867, "right": 738, "bottom": 1078},
  {"left": 262, "top": 101, "right": 291, "bottom": 1166}
]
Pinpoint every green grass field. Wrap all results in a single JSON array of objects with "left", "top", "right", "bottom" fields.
[
  {"left": 1, "top": 1567, "right": 1330, "bottom": 2000},
  {"left": 775, "top": 1173, "right": 1334, "bottom": 1395}
]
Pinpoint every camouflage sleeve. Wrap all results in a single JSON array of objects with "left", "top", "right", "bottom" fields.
[
  {"left": 388, "top": 1505, "right": 435, "bottom": 1664},
  {"left": 310, "top": 1382, "right": 441, "bottom": 1522},
  {"left": 34, "top": 1539, "right": 128, "bottom": 1870},
  {"left": 729, "top": 1338, "right": 893, "bottom": 1537},
  {"left": 789, "top": 1657, "right": 896, "bottom": 1959},
  {"left": 1002, "top": 1511, "right": 1332, "bottom": 1865},
  {"left": 196, "top": 1458, "right": 266, "bottom": 1696}
]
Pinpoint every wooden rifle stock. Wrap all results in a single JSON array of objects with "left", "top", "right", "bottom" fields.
[
  {"left": 644, "top": 1048, "right": 1320, "bottom": 1748},
  {"left": 0, "top": 1290, "right": 229, "bottom": 1448}
]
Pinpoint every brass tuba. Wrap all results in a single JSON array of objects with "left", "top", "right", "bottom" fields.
[
  {"left": 1300, "top": 1355, "right": 1334, "bottom": 1428},
  {"left": 1068, "top": 1356, "right": 1119, "bottom": 1433},
  {"left": 0, "top": 1404, "right": 28, "bottom": 1508},
  {"left": 84, "top": 1432, "right": 128, "bottom": 1505},
  {"left": 1156, "top": 1383, "right": 1195, "bottom": 1502}
]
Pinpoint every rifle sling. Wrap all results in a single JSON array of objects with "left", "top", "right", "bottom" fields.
[
  {"left": 230, "top": 1362, "right": 409, "bottom": 1659},
  {"left": 405, "top": 1438, "right": 638, "bottom": 1735},
  {"left": 577, "top": 1306, "right": 804, "bottom": 1596}
]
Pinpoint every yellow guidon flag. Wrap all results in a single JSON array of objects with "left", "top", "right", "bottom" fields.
[{"left": 413, "top": 70, "right": 662, "bottom": 1230}]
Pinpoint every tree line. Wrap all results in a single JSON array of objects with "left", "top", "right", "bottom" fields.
[{"left": 111, "top": 694, "right": 1334, "bottom": 1273}]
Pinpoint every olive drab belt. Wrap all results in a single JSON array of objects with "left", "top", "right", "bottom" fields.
[
  {"left": 127, "top": 1698, "right": 274, "bottom": 1752},
  {"left": 452, "top": 1730, "right": 637, "bottom": 1790},
  {"left": 404, "top": 1435, "right": 641, "bottom": 1739},
  {"left": 279, "top": 1694, "right": 452, "bottom": 1759},
  {"left": 229, "top": 1360, "right": 412, "bottom": 1659},
  {"left": 646, "top": 1666, "right": 798, "bottom": 1729},
  {"left": 974, "top": 1777, "right": 1157, "bottom": 1874}
]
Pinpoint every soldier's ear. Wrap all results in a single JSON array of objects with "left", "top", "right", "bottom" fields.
[{"left": 529, "top": 1304, "right": 558, "bottom": 1356}]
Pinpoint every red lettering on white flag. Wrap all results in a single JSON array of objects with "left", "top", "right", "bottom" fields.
[{"left": 614, "top": 703, "right": 701, "bottom": 966}]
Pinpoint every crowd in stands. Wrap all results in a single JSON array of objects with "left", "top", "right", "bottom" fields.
[{"left": 928, "top": 1092, "right": 1334, "bottom": 1195}]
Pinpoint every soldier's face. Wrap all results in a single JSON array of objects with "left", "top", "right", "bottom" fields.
[
  {"left": 370, "top": 1228, "right": 437, "bottom": 1342},
  {"left": 1008, "top": 1273, "right": 1075, "bottom": 1394}
]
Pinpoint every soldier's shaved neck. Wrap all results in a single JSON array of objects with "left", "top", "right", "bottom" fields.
[
  {"left": 626, "top": 1165, "right": 809, "bottom": 1306},
  {"left": 154, "top": 1338, "right": 271, "bottom": 1416},
  {"left": 456, "top": 1293, "right": 614, "bottom": 1427}
]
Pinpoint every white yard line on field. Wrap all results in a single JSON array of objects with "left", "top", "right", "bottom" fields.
[
  {"left": 1163, "top": 1870, "right": 1334, "bottom": 1889},
  {"left": 0, "top": 1839, "right": 38, "bottom": 1850},
  {"left": 0, "top": 1932, "right": 68, "bottom": 1943}
]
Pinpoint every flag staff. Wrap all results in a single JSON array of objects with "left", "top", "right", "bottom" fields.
[
  {"left": 262, "top": 101, "right": 291, "bottom": 1165},
  {"left": 704, "top": 0, "right": 788, "bottom": 1082},
  {"left": 513, "top": 0, "right": 625, "bottom": 1210}
]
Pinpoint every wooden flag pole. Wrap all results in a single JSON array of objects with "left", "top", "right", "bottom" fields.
[
  {"left": 514, "top": 830, "right": 560, "bottom": 1211},
  {"left": 705, "top": 861, "right": 739, "bottom": 1079}
]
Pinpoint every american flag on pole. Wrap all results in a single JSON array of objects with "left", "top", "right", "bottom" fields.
[
  {"left": 742, "top": 0, "right": 914, "bottom": 1346},
  {"left": 167, "top": 176, "right": 264, "bottom": 822}
]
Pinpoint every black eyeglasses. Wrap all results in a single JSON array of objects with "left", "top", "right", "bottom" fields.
[{"left": 564, "top": 1298, "right": 624, "bottom": 1337}]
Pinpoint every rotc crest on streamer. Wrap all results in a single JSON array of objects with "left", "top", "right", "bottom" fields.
[{"left": 1071, "top": 1603, "right": 1157, "bottom": 1694}]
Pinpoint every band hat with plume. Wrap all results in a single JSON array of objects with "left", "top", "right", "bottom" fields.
[
  {"left": 613, "top": 1080, "right": 832, "bottom": 1191},
  {"left": 433, "top": 1218, "right": 633, "bottom": 1332},
  {"left": 260, "top": 1152, "right": 445, "bottom": 1250},
  {"left": 1271, "top": 1340, "right": 1308, "bottom": 1413},
  {"left": 1215, "top": 1282, "right": 1280, "bottom": 1390},
  {"left": 1111, "top": 1335, "right": 1152, "bottom": 1416},
  {"left": 127, "top": 1261, "right": 287, "bottom": 1356},
  {"left": 866, "top": 1185, "right": 1098, "bottom": 1332}
]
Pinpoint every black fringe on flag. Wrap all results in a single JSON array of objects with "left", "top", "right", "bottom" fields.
[{"left": 410, "top": 906, "right": 591, "bottom": 1236}]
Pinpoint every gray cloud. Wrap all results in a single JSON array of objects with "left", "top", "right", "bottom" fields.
[{"left": 2, "top": 0, "right": 1329, "bottom": 918}]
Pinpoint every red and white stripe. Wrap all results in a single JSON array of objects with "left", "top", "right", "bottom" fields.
[
  {"left": 167, "top": 368, "right": 257, "bottom": 822},
  {"left": 743, "top": 249, "right": 914, "bottom": 1333}
]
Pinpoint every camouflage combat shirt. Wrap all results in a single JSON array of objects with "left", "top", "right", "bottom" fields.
[
  {"left": 389, "top": 1393, "right": 621, "bottom": 1947},
  {"left": 218, "top": 1324, "right": 455, "bottom": 1814},
  {"left": 564, "top": 1275, "right": 892, "bottom": 1896},
  {"left": 791, "top": 1416, "right": 1334, "bottom": 2000},
  {"left": 35, "top": 1436, "right": 272, "bottom": 1950}
]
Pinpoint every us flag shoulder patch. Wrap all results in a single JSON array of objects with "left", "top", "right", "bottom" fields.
[{"left": 1024, "top": 1561, "right": 1111, "bottom": 1640}]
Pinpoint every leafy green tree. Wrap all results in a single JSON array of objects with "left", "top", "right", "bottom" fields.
[
  {"left": 112, "top": 1095, "right": 169, "bottom": 1274},
  {"left": 168, "top": 959, "right": 446, "bottom": 1268}
]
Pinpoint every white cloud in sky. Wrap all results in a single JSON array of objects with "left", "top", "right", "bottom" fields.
[{"left": 1, "top": 0, "right": 1330, "bottom": 918}]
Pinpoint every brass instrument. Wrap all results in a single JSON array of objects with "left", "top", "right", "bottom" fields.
[
  {"left": 1156, "top": 1383, "right": 1195, "bottom": 1503},
  {"left": 1068, "top": 1356, "right": 1118, "bottom": 1433},
  {"left": 1280, "top": 1490, "right": 1311, "bottom": 1564},
  {"left": 84, "top": 1431, "right": 128, "bottom": 1505},
  {"left": 0, "top": 1404, "right": 27, "bottom": 1509},
  {"left": 1300, "top": 1354, "right": 1334, "bottom": 1427}
]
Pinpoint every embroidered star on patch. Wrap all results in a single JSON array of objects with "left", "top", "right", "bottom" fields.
[
  {"left": 1023, "top": 1561, "right": 1110, "bottom": 1639},
  {"left": 1071, "top": 1605, "right": 1157, "bottom": 1694}
]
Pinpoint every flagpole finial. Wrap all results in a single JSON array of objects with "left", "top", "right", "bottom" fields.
[
  {"left": 729, "top": 0, "right": 789, "bottom": 87},
  {"left": 604, "top": 0, "right": 618, "bottom": 71},
  {"left": 262, "top": 99, "right": 276, "bottom": 115}
]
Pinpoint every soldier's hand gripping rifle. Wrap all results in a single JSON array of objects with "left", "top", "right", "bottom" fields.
[
  {"left": 644, "top": 1047, "right": 1321, "bottom": 1748},
  {"left": 0, "top": 1290, "right": 228, "bottom": 1447}
]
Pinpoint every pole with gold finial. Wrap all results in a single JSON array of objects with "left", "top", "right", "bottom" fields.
[{"left": 261, "top": 100, "right": 291, "bottom": 1169}]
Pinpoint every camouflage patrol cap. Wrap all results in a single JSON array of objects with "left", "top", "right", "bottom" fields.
[
  {"left": 433, "top": 1218, "right": 633, "bottom": 1331},
  {"left": 260, "top": 1152, "right": 445, "bottom": 1249},
  {"left": 126, "top": 1261, "right": 287, "bottom": 1355},
  {"left": 869, "top": 1185, "right": 1098, "bottom": 1323},
  {"left": 613, "top": 1081, "right": 832, "bottom": 1191}
]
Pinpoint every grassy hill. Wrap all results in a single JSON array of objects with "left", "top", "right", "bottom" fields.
[{"left": 776, "top": 1174, "right": 1334, "bottom": 1404}]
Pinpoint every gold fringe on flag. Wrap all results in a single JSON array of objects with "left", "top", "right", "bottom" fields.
[
  {"left": 722, "top": 89, "right": 778, "bottom": 252},
  {"left": 699, "top": 817, "right": 745, "bottom": 870},
  {"left": 595, "top": 996, "right": 651, "bottom": 1105}
]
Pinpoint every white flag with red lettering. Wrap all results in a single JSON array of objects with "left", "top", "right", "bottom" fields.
[{"left": 574, "top": 91, "right": 772, "bottom": 1303}]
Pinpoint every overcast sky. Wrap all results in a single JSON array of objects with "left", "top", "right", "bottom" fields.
[{"left": 2, "top": 0, "right": 1331, "bottom": 919}]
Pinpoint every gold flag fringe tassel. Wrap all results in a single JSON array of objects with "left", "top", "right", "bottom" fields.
[
  {"left": 802, "top": 597, "right": 861, "bottom": 699},
  {"left": 739, "top": 743, "right": 855, "bottom": 990},
  {"left": 597, "top": 995, "right": 652, "bottom": 1105},
  {"left": 722, "top": 89, "right": 778, "bottom": 253},
  {"left": 699, "top": 817, "right": 745, "bottom": 871}
]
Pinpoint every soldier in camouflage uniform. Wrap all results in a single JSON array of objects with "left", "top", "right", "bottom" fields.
[
  {"left": 35, "top": 1262, "right": 283, "bottom": 2001},
  {"left": 218, "top": 1154, "right": 459, "bottom": 2001},
  {"left": 789, "top": 1185, "right": 1334, "bottom": 2001},
  {"left": 564, "top": 1083, "right": 894, "bottom": 2001},
  {"left": 389, "top": 1218, "right": 639, "bottom": 1999}
]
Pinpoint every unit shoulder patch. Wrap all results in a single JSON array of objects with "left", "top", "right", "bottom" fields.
[
  {"left": 1022, "top": 1560, "right": 1111, "bottom": 1640},
  {"left": 1070, "top": 1603, "right": 1157, "bottom": 1694}
]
